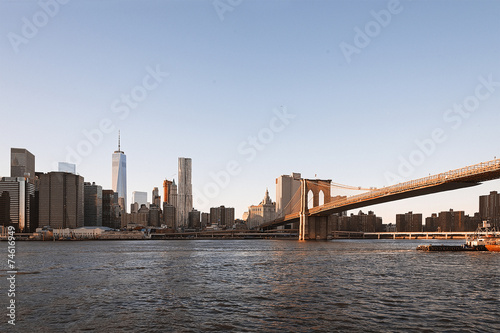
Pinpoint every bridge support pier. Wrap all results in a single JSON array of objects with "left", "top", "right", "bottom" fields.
[
  {"left": 299, "top": 214, "right": 333, "bottom": 240},
  {"left": 307, "top": 215, "right": 330, "bottom": 240}
]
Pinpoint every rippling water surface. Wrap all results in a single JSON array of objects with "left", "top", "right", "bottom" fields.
[{"left": 6, "top": 239, "right": 500, "bottom": 332}]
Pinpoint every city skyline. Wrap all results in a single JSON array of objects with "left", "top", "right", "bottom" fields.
[
  {"left": 3, "top": 141, "right": 500, "bottom": 224},
  {"left": 1, "top": 1, "right": 500, "bottom": 222}
]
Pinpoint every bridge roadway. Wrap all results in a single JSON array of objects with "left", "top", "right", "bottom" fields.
[{"left": 261, "top": 158, "right": 500, "bottom": 239}]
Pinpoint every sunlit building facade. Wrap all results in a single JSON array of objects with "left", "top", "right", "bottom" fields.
[
  {"left": 247, "top": 189, "right": 276, "bottom": 229},
  {"left": 177, "top": 157, "right": 192, "bottom": 228},
  {"left": 0, "top": 177, "right": 35, "bottom": 232},
  {"left": 275, "top": 172, "right": 301, "bottom": 215}
]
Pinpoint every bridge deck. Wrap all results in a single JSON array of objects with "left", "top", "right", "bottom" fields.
[{"left": 261, "top": 159, "right": 500, "bottom": 229}]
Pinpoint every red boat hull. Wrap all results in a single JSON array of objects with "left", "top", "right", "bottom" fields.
[{"left": 485, "top": 244, "right": 500, "bottom": 252}]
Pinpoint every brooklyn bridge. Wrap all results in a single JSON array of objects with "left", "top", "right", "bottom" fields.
[{"left": 260, "top": 158, "right": 500, "bottom": 240}]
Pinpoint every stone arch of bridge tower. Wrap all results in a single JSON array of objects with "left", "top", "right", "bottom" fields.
[
  {"left": 319, "top": 190, "right": 325, "bottom": 206},
  {"left": 303, "top": 179, "right": 332, "bottom": 209},
  {"left": 307, "top": 190, "right": 314, "bottom": 209}
]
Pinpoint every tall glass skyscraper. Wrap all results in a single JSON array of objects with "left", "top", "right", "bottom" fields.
[{"left": 112, "top": 132, "right": 127, "bottom": 211}]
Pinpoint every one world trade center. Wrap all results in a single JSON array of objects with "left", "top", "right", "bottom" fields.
[{"left": 112, "top": 131, "right": 127, "bottom": 211}]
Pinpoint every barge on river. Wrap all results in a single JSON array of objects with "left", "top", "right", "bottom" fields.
[{"left": 417, "top": 221, "right": 499, "bottom": 252}]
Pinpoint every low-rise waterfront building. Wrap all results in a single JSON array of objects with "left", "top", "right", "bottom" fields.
[
  {"left": 396, "top": 211, "right": 422, "bottom": 232},
  {"left": 329, "top": 211, "right": 383, "bottom": 232},
  {"left": 479, "top": 191, "right": 500, "bottom": 226},
  {"left": 201, "top": 212, "right": 210, "bottom": 229},
  {"left": 210, "top": 206, "right": 235, "bottom": 229},
  {"left": 188, "top": 208, "right": 201, "bottom": 230}
]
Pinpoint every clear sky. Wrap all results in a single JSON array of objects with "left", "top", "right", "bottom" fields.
[{"left": 1, "top": 0, "right": 500, "bottom": 223}]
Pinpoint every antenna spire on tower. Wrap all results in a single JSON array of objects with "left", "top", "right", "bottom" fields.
[{"left": 118, "top": 130, "right": 121, "bottom": 151}]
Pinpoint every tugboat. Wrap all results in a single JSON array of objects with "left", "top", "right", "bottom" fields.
[{"left": 466, "top": 221, "right": 500, "bottom": 252}]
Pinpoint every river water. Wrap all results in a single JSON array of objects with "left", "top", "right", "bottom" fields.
[{"left": 3, "top": 239, "right": 499, "bottom": 332}]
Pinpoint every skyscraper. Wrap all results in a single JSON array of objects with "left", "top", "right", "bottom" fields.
[
  {"left": 39, "top": 172, "right": 84, "bottom": 229},
  {"left": 275, "top": 173, "right": 301, "bottom": 215},
  {"left": 102, "top": 190, "right": 121, "bottom": 229},
  {"left": 169, "top": 179, "right": 177, "bottom": 207},
  {"left": 152, "top": 187, "right": 161, "bottom": 207},
  {"left": 149, "top": 205, "right": 161, "bottom": 227},
  {"left": 112, "top": 132, "right": 127, "bottom": 211},
  {"left": 163, "top": 179, "right": 172, "bottom": 204},
  {"left": 162, "top": 202, "right": 176, "bottom": 229},
  {"left": 0, "top": 177, "right": 35, "bottom": 232},
  {"left": 177, "top": 158, "right": 192, "bottom": 228},
  {"left": 11, "top": 148, "right": 35, "bottom": 183},
  {"left": 84, "top": 182, "right": 103, "bottom": 226},
  {"left": 162, "top": 179, "right": 177, "bottom": 229}
]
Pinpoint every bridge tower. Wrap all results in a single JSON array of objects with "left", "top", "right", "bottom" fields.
[{"left": 299, "top": 178, "right": 334, "bottom": 240}]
